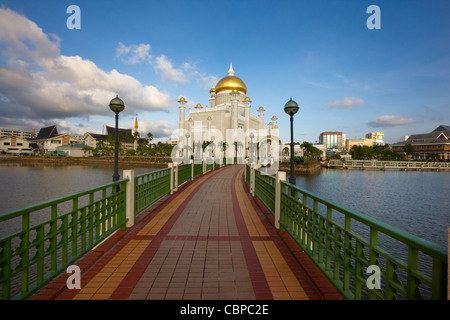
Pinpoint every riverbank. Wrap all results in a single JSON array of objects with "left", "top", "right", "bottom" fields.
[
  {"left": 278, "top": 161, "right": 321, "bottom": 174},
  {"left": 0, "top": 156, "right": 170, "bottom": 168}
]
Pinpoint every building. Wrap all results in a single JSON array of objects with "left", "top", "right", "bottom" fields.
[
  {"left": 0, "top": 128, "right": 36, "bottom": 139},
  {"left": 166, "top": 138, "right": 178, "bottom": 145},
  {"left": 365, "top": 132, "right": 384, "bottom": 145},
  {"left": 177, "top": 63, "right": 277, "bottom": 160},
  {"left": 56, "top": 143, "right": 90, "bottom": 157},
  {"left": 346, "top": 138, "right": 373, "bottom": 150},
  {"left": 390, "top": 125, "right": 450, "bottom": 160},
  {"left": 84, "top": 122, "right": 147, "bottom": 152},
  {"left": 0, "top": 136, "right": 36, "bottom": 155},
  {"left": 319, "top": 132, "right": 344, "bottom": 151},
  {"left": 30, "top": 125, "right": 82, "bottom": 154}
]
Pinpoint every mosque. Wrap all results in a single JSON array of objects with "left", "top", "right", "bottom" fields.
[{"left": 176, "top": 63, "right": 279, "bottom": 161}]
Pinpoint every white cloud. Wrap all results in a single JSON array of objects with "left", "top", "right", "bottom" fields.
[
  {"left": 116, "top": 42, "right": 151, "bottom": 64},
  {"left": 127, "top": 118, "right": 176, "bottom": 139},
  {"left": 325, "top": 97, "right": 365, "bottom": 109},
  {"left": 368, "top": 115, "right": 414, "bottom": 127},
  {"left": 154, "top": 54, "right": 188, "bottom": 83},
  {"left": 0, "top": 8, "right": 171, "bottom": 128}
]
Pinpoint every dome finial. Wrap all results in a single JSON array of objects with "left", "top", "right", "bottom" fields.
[{"left": 228, "top": 62, "right": 235, "bottom": 76}]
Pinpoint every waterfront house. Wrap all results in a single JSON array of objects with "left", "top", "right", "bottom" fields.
[
  {"left": 0, "top": 136, "right": 34, "bottom": 155},
  {"left": 391, "top": 125, "right": 450, "bottom": 160},
  {"left": 30, "top": 125, "right": 82, "bottom": 154}
]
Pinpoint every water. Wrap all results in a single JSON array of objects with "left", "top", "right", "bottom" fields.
[
  {"left": 0, "top": 163, "right": 157, "bottom": 215},
  {"left": 295, "top": 168, "right": 450, "bottom": 248}
]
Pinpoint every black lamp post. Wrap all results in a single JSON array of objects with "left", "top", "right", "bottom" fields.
[
  {"left": 109, "top": 95, "right": 125, "bottom": 185},
  {"left": 284, "top": 98, "right": 299, "bottom": 193}
]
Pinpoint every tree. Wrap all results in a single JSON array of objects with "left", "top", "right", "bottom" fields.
[
  {"left": 404, "top": 143, "right": 415, "bottom": 159},
  {"left": 147, "top": 132, "right": 153, "bottom": 142},
  {"left": 300, "top": 141, "right": 321, "bottom": 163}
]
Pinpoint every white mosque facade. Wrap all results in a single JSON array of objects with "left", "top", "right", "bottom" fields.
[{"left": 174, "top": 63, "right": 280, "bottom": 164}]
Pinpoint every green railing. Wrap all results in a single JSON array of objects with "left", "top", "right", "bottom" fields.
[
  {"left": 278, "top": 180, "right": 447, "bottom": 300},
  {"left": 245, "top": 164, "right": 250, "bottom": 184},
  {"left": 254, "top": 169, "right": 276, "bottom": 215},
  {"left": 206, "top": 160, "right": 214, "bottom": 172},
  {"left": 0, "top": 179, "right": 128, "bottom": 300},
  {"left": 177, "top": 163, "right": 192, "bottom": 186},
  {"left": 193, "top": 162, "right": 203, "bottom": 177},
  {"left": 134, "top": 168, "right": 171, "bottom": 216}
]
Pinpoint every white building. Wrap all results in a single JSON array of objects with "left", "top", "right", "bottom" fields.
[
  {"left": 176, "top": 63, "right": 278, "bottom": 161},
  {"left": 0, "top": 136, "right": 35, "bottom": 155}
]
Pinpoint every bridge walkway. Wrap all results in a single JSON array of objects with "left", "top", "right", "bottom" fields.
[{"left": 31, "top": 165, "right": 342, "bottom": 300}]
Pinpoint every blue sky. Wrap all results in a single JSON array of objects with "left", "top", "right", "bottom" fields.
[{"left": 0, "top": 0, "right": 449, "bottom": 144}]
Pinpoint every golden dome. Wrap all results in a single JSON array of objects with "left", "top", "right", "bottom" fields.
[
  {"left": 214, "top": 63, "right": 247, "bottom": 94},
  {"left": 215, "top": 76, "right": 247, "bottom": 94},
  {"left": 258, "top": 106, "right": 265, "bottom": 111},
  {"left": 178, "top": 97, "right": 186, "bottom": 102},
  {"left": 209, "top": 87, "right": 215, "bottom": 93},
  {"left": 195, "top": 103, "right": 202, "bottom": 108},
  {"left": 244, "top": 97, "right": 250, "bottom": 101}
]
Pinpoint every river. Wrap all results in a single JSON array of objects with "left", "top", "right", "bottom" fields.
[
  {"left": 0, "top": 163, "right": 157, "bottom": 215},
  {"left": 294, "top": 167, "right": 449, "bottom": 248},
  {"left": 1, "top": 162, "right": 448, "bottom": 247}
]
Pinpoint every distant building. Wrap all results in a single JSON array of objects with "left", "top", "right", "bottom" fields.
[
  {"left": 346, "top": 138, "right": 373, "bottom": 150},
  {"left": 0, "top": 136, "right": 36, "bottom": 155},
  {"left": 166, "top": 138, "right": 178, "bottom": 145},
  {"left": 390, "top": 125, "right": 450, "bottom": 160},
  {"left": 84, "top": 125, "right": 147, "bottom": 152},
  {"left": 319, "top": 132, "right": 344, "bottom": 151},
  {"left": 0, "top": 128, "right": 36, "bottom": 139},
  {"left": 400, "top": 136, "right": 409, "bottom": 142},
  {"left": 365, "top": 132, "right": 384, "bottom": 145},
  {"left": 30, "top": 125, "right": 82, "bottom": 154},
  {"left": 56, "top": 143, "right": 90, "bottom": 157},
  {"left": 177, "top": 63, "right": 276, "bottom": 159}
]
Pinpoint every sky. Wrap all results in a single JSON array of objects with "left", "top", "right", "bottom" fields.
[{"left": 0, "top": 0, "right": 449, "bottom": 144}]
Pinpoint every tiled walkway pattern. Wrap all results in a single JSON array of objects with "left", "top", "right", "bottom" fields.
[{"left": 33, "top": 165, "right": 342, "bottom": 300}]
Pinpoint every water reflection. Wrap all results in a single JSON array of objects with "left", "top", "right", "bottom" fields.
[
  {"left": 0, "top": 163, "right": 157, "bottom": 215},
  {"left": 295, "top": 168, "right": 450, "bottom": 248}
]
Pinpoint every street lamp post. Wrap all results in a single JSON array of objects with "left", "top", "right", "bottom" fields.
[
  {"left": 284, "top": 98, "right": 299, "bottom": 195},
  {"left": 109, "top": 95, "right": 126, "bottom": 186}
]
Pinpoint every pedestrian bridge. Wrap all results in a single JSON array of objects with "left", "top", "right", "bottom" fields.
[
  {"left": 327, "top": 159, "right": 450, "bottom": 171},
  {"left": 0, "top": 161, "right": 447, "bottom": 300}
]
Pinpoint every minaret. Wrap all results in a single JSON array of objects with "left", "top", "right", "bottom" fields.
[
  {"left": 230, "top": 89, "right": 239, "bottom": 136},
  {"left": 258, "top": 107, "right": 265, "bottom": 129},
  {"left": 178, "top": 97, "right": 187, "bottom": 143},
  {"left": 134, "top": 115, "right": 138, "bottom": 150},
  {"left": 243, "top": 97, "right": 252, "bottom": 157}
]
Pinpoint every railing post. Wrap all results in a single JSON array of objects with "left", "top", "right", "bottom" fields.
[
  {"left": 275, "top": 171, "right": 286, "bottom": 229},
  {"left": 250, "top": 163, "right": 260, "bottom": 196},
  {"left": 174, "top": 163, "right": 178, "bottom": 192},
  {"left": 123, "top": 170, "right": 135, "bottom": 228},
  {"left": 250, "top": 164, "right": 255, "bottom": 196},
  {"left": 191, "top": 159, "right": 194, "bottom": 180},
  {"left": 168, "top": 163, "right": 174, "bottom": 195}
]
